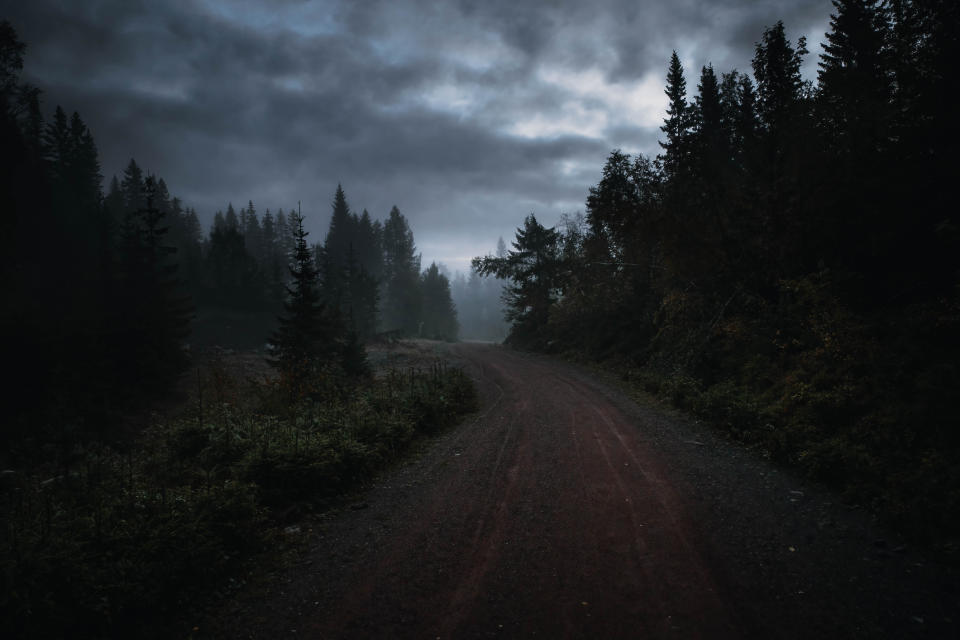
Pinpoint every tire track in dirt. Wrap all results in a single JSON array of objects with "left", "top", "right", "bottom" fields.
[
  {"left": 214, "top": 344, "right": 740, "bottom": 638},
  {"left": 209, "top": 342, "right": 958, "bottom": 639}
]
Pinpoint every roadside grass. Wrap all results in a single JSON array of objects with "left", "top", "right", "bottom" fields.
[
  {"left": 580, "top": 351, "right": 960, "bottom": 566},
  {"left": 0, "top": 356, "right": 476, "bottom": 639}
]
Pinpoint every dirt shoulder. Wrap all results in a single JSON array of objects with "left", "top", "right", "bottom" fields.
[{"left": 202, "top": 343, "right": 957, "bottom": 639}]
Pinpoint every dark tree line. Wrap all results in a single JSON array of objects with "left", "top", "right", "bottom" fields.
[
  {"left": 1, "top": 21, "right": 457, "bottom": 450},
  {"left": 476, "top": 1, "right": 960, "bottom": 545},
  {"left": 2, "top": 23, "right": 191, "bottom": 447},
  {"left": 177, "top": 181, "right": 456, "bottom": 346},
  {"left": 269, "top": 185, "right": 459, "bottom": 388}
]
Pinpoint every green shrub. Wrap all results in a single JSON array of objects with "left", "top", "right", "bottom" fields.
[{"left": 1, "top": 359, "right": 478, "bottom": 638}]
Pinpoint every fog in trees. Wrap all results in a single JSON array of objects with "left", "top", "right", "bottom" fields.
[{"left": 4, "top": 1, "right": 960, "bottom": 635}]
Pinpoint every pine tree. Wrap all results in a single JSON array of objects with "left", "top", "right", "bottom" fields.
[
  {"left": 324, "top": 184, "right": 355, "bottom": 270},
  {"left": 693, "top": 64, "right": 725, "bottom": 163},
  {"left": 752, "top": 21, "right": 808, "bottom": 137},
  {"left": 242, "top": 199, "right": 263, "bottom": 264},
  {"left": 120, "top": 158, "right": 146, "bottom": 215},
  {"left": 224, "top": 202, "right": 239, "bottom": 230},
  {"left": 104, "top": 175, "right": 122, "bottom": 219},
  {"left": 719, "top": 71, "right": 759, "bottom": 167},
  {"left": 356, "top": 208, "right": 384, "bottom": 280},
  {"left": 817, "top": 0, "right": 890, "bottom": 154},
  {"left": 381, "top": 206, "right": 422, "bottom": 335},
  {"left": 752, "top": 21, "right": 811, "bottom": 275},
  {"left": 688, "top": 63, "right": 732, "bottom": 272},
  {"left": 473, "top": 214, "right": 561, "bottom": 347},
  {"left": 344, "top": 247, "right": 379, "bottom": 340},
  {"left": 205, "top": 204, "right": 258, "bottom": 309},
  {"left": 659, "top": 51, "right": 690, "bottom": 178},
  {"left": 420, "top": 262, "right": 458, "bottom": 341},
  {"left": 211, "top": 210, "right": 226, "bottom": 233},
  {"left": 270, "top": 209, "right": 341, "bottom": 376},
  {"left": 42, "top": 106, "right": 70, "bottom": 183},
  {"left": 115, "top": 175, "right": 192, "bottom": 389},
  {"left": 585, "top": 149, "right": 642, "bottom": 259}
]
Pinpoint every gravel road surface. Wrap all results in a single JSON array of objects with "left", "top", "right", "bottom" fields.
[{"left": 207, "top": 343, "right": 956, "bottom": 639}]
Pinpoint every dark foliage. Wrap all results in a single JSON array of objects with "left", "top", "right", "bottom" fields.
[
  {"left": 381, "top": 205, "right": 423, "bottom": 335},
  {"left": 269, "top": 210, "right": 343, "bottom": 380},
  {"left": 0, "top": 20, "right": 478, "bottom": 639},
  {"left": 0, "top": 359, "right": 476, "bottom": 639},
  {"left": 476, "top": 2, "right": 960, "bottom": 554},
  {"left": 474, "top": 214, "right": 562, "bottom": 349},
  {"left": 1, "top": 23, "right": 193, "bottom": 448},
  {"left": 420, "top": 262, "right": 459, "bottom": 341}
]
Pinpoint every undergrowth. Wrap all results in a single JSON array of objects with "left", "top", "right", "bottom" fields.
[
  {"left": 599, "top": 278, "right": 960, "bottom": 563},
  {"left": 0, "top": 358, "right": 477, "bottom": 639}
]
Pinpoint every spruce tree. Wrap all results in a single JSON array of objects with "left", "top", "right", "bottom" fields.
[
  {"left": 205, "top": 204, "right": 258, "bottom": 309},
  {"left": 324, "top": 184, "right": 354, "bottom": 269},
  {"left": 115, "top": 175, "right": 191, "bottom": 390},
  {"left": 660, "top": 51, "right": 690, "bottom": 179},
  {"left": 270, "top": 210, "right": 340, "bottom": 376},
  {"left": 420, "top": 262, "right": 458, "bottom": 341},
  {"left": 224, "top": 202, "right": 239, "bottom": 230},
  {"left": 120, "top": 158, "right": 145, "bottom": 214},
  {"left": 473, "top": 214, "right": 561, "bottom": 347},
  {"left": 694, "top": 64, "right": 724, "bottom": 162},
  {"left": 818, "top": 0, "right": 890, "bottom": 154},
  {"left": 356, "top": 208, "right": 384, "bottom": 280},
  {"left": 381, "top": 206, "right": 422, "bottom": 335},
  {"left": 585, "top": 149, "right": 641, "bottom": 258},
  {"left": 752, "top": 21, "right": 807, "bottom": 137}
]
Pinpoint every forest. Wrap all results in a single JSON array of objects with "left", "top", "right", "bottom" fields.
[
  {"left": 0, "top": 18, "right": 476, "bottom": 637},
  {"left": 2, "top": 0, "right": 960, "bottom": 635},
  {"left": 1, "top": 24, "right": 463, "bottom": 444},
  {"left": 475, "top": 0, "right": 959, "bottom": 552}
]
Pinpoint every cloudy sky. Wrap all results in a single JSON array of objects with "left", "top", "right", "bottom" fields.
[{"left": 6, "top": 0, "right": 832, "bottom": 273}]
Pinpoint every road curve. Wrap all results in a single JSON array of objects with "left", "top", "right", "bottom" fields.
[
  {"left": 314, "top": 344, "right": 739, "bottom": 638},
  {"left": 208, "top": 343, "right": 957, "bottom": 639}
]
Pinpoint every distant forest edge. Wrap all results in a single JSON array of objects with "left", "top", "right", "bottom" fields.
[
  {"left": 474, "top": 1, "right": 959, "bottom": 553},
  {"left": 1, "top": 18, "right": 486, "bottom": 636},
  {"left": 0, "top": 17, "right": 512, "bottom": 448}
]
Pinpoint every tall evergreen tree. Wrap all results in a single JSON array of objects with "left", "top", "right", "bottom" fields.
[
  {"left": 473, "top": 214, "right": 561, "bottom": 347},
  {"left": 224, "top": 202, "right": 239, "bottom": 230},
  {"left": 242, "top": 199, "right": 263, "bottom": 264},
  {"left": 120, "top": 158, "right": 146, "bottom": 215},
  {"left": 659, "top": 51, "right": 690, "bottom": 179},
  {"left": 585, "top": 149, "right": 642, "bottom": 260},
  {"left": 115, "top": 175, "right": 192, "bottom": 389},
  {"left": 205, "top": 204, "right": 259, "bottom": 309},
  {"left": 270, "top": 210, "right": 341, "bottom": 375},
  {"left": 752, "top": 21, "right": 808, "bottom": 137},
  {"left": 420, "top": 262, "right": 458, "bottom": 341},
  {"left": 381, "top": 205, "right": 422, "bottom": 335},
  {"left": 356, "top": 208, "right": 384, "bottom": 280},
  {"left": 693, "top": 64, "right": 725, "bottom": 164},
  {"left": 752, "top": 21, "right": 811, "bottom": 275},
  {"left": 324, "top": 184, "right": 355, "bottom": 270},
  {"left": 818, "top": 0, "right": 890, "bottom": 155}
]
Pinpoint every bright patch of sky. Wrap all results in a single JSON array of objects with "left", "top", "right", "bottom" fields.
[
  {"left": 199, "top": 0, "right": 340, "bottom": 37},
  {"left": 506, "top": 66, "right": 666, "bottom": 140},
  {"left": 131, "top": 79, "right": 190, "bottom": 102},
  {"left": 8, "top": 0, "right": 837, "bottom": 278}
]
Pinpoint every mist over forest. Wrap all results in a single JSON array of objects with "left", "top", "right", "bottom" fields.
[{"left": 2, "top": 0, "right": 959, "bottom": 637}]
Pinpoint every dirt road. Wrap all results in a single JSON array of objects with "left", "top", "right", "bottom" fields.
[{"left": 209, "top": 343, "right": 956, "bottom": 639}]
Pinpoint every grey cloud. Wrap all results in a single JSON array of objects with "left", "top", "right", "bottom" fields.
[{"left": 6, "top": 0, "right": 833, "bottom": 272}]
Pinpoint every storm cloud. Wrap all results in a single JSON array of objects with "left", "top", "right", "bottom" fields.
[{"left": 5, "top": 0, "right": 832, "bottom": 271}]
